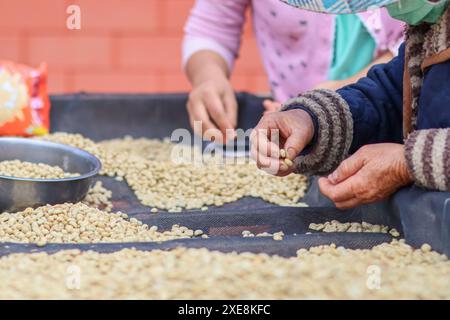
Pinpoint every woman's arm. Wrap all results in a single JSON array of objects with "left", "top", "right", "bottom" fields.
[
  {"left": 338, "top": 51, "right": 394, "bottom": 86},
  {"left": 183, "top": 0, "right": 250, "bottom": 143},
  {"left": 319, "top": 54, "right": 450, "bottom": 207},
  {"left": 275, "top": 44, "right": 405, "bottom": 176},
  {"left": 251, "top": 45, "right": 409, "bottom": 208},
  {"left": 185, "top": 50, "right": 237, "bottom": 143},
  {"left": 183, "top": 0, "right": 250, "bottom": 73},
  {"left": 314, "top": 51, "right": 394, "bottom": 90},
  {"left": 405, "top": 130, "right": 450, "bottom": 191}
]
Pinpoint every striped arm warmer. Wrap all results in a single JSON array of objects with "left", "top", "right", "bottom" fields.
[
  {"left": 405, "top": 129, "right": 450, "bottom": 191},
  {"left": 281, "top": 89, "right": 353, "bottom": 176}
]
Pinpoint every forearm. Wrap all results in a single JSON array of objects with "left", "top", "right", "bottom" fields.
[
  {"left": 281, "top": 89, "right": 353, "bottom": 176},
  {"left": 281, "top": 47, "right": 405, "bottom": 176},
  {"left": 336, "top": 51, "right": 394, "bottom": 87},
  {"left": 183, "top": 0, "right": 249, "bottom": 72},
  {"left": 185, "top": 51, "right": 230, "bottom": 87},
  {"left": 405, "top": 129, "right": 450, "bottom": 191}
]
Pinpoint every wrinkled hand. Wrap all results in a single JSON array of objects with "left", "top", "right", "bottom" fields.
[
  {"left": 318, "top": 143, "right": 414, "bottom": 209},
  {"left": 250, "top": 109, "right": 314, "bottom": 176},
  {"left": 187, "top": 75, "right": 238, "bottom": 144}
]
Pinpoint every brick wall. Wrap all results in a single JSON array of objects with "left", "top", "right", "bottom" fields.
[{"left": 0, "top": 0, "right": 270, "bottom": 94}]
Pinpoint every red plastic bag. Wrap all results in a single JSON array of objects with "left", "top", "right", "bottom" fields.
[{"left": 0, "top": 61, "right": 50, "bottom": 136}]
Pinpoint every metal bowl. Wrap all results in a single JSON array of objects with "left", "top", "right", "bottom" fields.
[{"left": 0, "top": 137, "right": 101, "bottom": 212}]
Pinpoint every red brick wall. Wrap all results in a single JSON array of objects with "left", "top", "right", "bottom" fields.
[{"left": 0, "top": 0, "right": 270, "bottom": 94}]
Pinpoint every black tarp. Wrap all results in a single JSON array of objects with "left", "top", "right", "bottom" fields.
[{"left": 1, "top": 92, "right": 448, "bottom": 257}]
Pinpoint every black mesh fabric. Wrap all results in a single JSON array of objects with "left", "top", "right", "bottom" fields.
[
  {"left": 96, "top": 175, "right": 403, "bottom": 235},
  {"left": 1, "top": 92, "right": 448, "bottom": 257},
  {"left": 0, "top": 234, "right": 392, "bottom": 258}
]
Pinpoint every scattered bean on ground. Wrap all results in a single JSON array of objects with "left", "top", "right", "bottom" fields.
[
  {"left": 309, "top": 220, "right": 400, "bottom": 237},
  {"left": 82, "top": 181, "right": 113, "bottom": 212},
  {"left": 242, "top": 230, "right": 285, "bottom": 241}
]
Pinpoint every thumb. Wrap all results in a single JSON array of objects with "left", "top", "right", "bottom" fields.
[
  {"left": 283, "top": 128, "right": 309, "bottom": 160},
  {"left": 328, "top": 154, "right": 364, "bottom": 184}
]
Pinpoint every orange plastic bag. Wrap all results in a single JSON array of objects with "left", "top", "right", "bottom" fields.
[{"left": 0, "top": 61, "right": 50, "bottom": 136}]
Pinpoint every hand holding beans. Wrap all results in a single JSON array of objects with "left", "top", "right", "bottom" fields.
[{"left": 250, "top": 109, "right": 315, "bottom": 176}]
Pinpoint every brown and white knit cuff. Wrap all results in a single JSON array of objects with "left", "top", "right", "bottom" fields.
[
  {"left": 281, "top": 89, "right": 353, "bottom": 176},
  {"left": 405, "top": 129, "right": 450, "bottom": 191}
]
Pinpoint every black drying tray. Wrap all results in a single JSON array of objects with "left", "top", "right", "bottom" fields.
[{"left": 2, "top": 92, "right": 448, "bottom": 257}]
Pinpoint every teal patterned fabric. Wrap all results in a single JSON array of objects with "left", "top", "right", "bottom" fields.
[{"left": 280, "top": 0, "right": 399, "bottom": 14}]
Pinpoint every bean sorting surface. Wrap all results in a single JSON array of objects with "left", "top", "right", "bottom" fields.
[
  {"left": 0, "top": 203, "right": 201, "bottom": 244},
  {"left": 0, "top": 240, "right": 448, "bottom": 299},
  {"left": 39, "top": 133, "right": 308, "bottom": 211}
]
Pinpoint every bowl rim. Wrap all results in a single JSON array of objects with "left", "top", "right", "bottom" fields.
[{"left": 0, "top": 137, "right": 102, "bottom": 182}]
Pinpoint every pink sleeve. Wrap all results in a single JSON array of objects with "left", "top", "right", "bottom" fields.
[
  {"left": 182, "top": 0, "right": 250, "bottom": 71},
  {"left": 379, "top": 9, "right": 405, "bottom": 56},
  {"left": 359, "top": 8, "right": 405, "bottom": 57}
]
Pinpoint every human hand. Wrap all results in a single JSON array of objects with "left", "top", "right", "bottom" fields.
[
  {"left": 187, "top": 74, "right": 237, "bottom": 144},
  {"left": 250, "top": 109, "right": 314, "bottom": 176},
  {"left": 318, "top": 143, "right": 414, "bottom": 209}
]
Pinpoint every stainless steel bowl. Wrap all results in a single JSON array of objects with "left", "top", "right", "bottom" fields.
[{"left": 0, "top": 137, "right": 101, "bottom": 212}]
